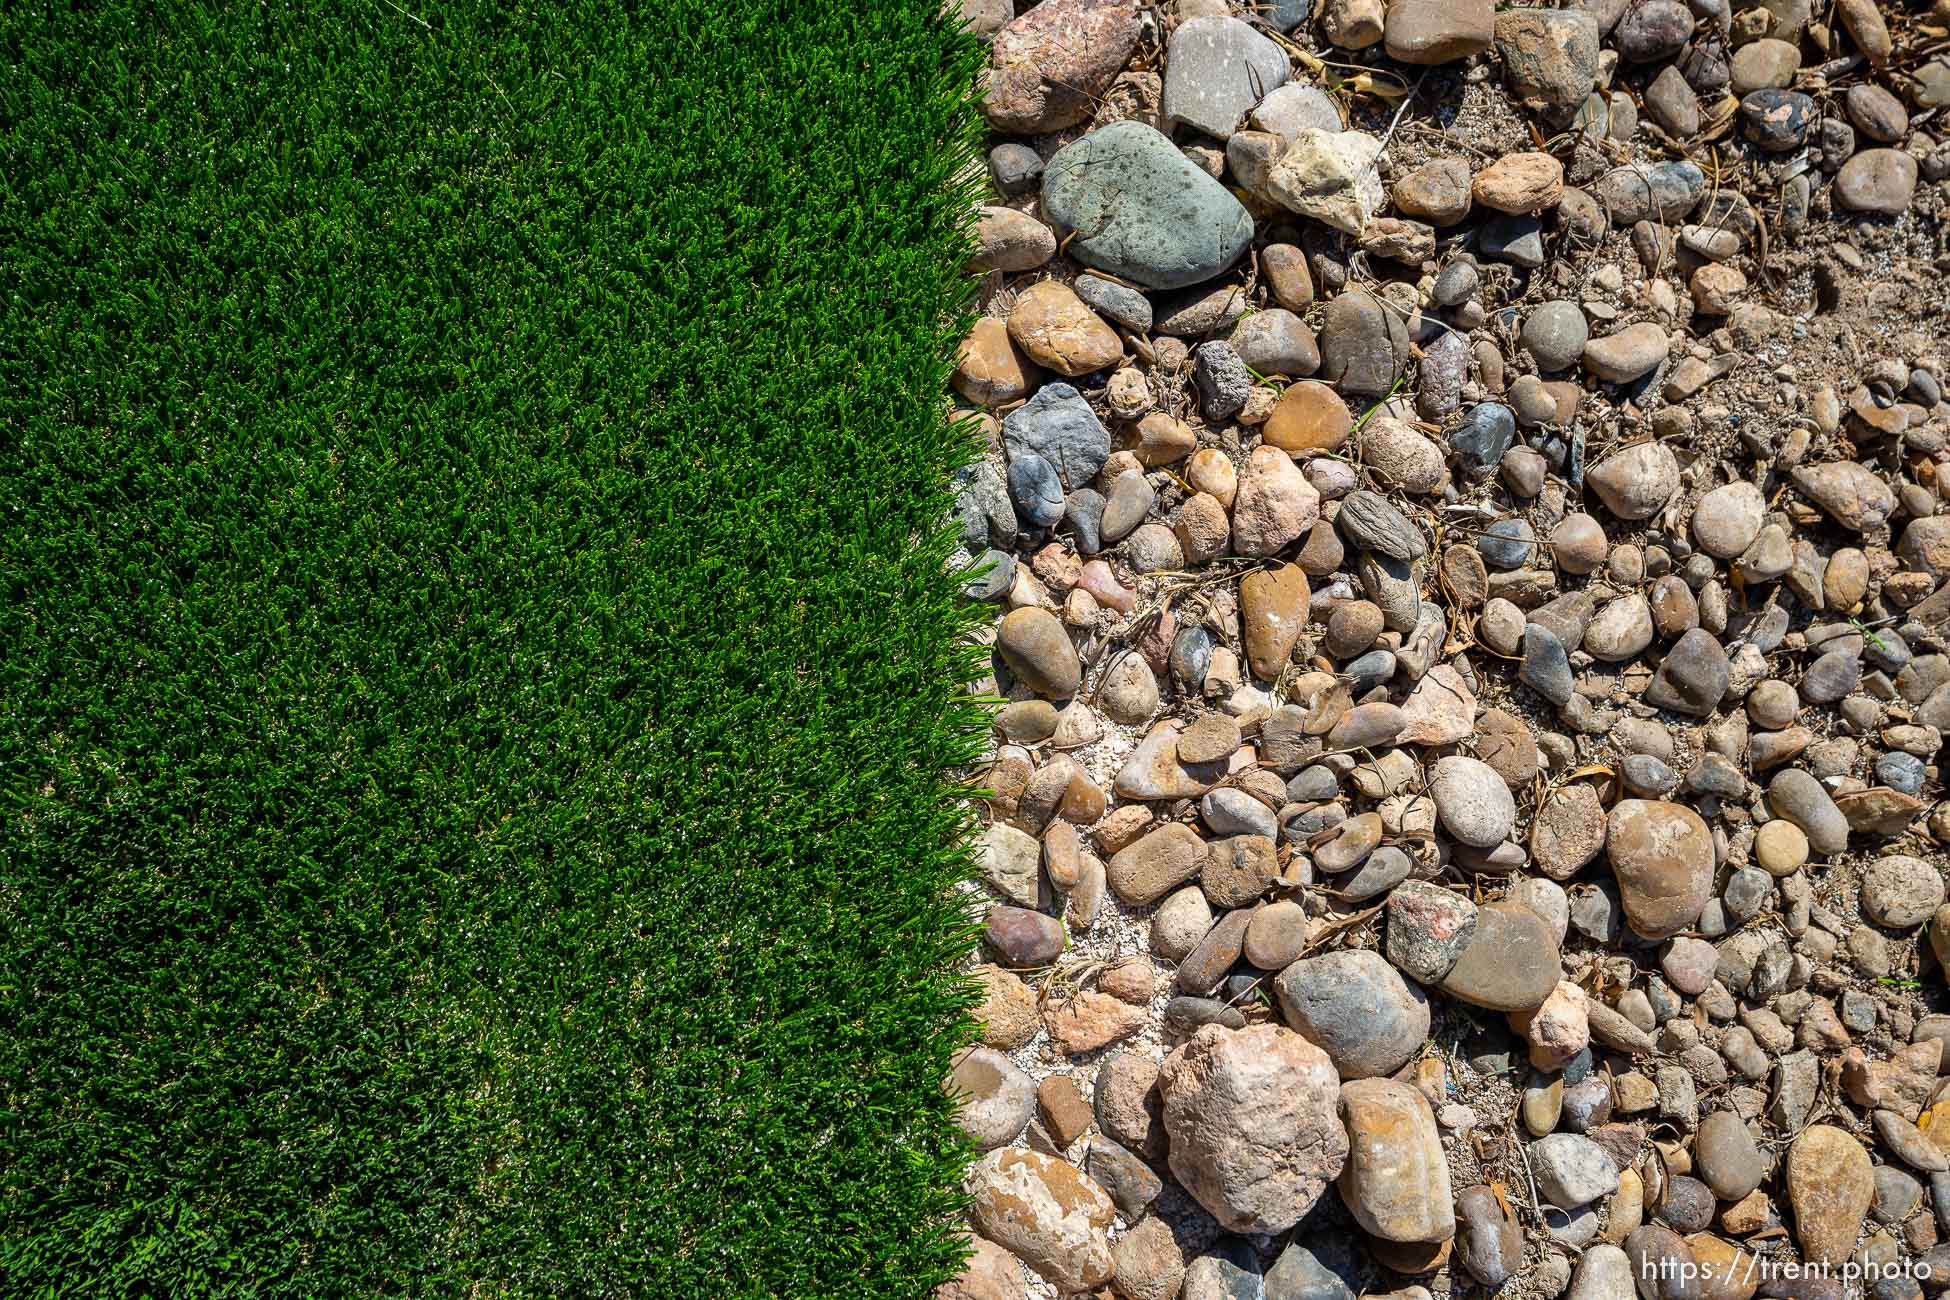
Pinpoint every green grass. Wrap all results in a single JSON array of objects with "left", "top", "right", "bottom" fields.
[{"left": 0, "top": 2, "right": 989, "bottom": 1295}]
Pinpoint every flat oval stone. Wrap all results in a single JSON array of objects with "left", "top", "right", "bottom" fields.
[
  {"left": 986, "top": 904, "right": 1067, "bottom": 967},
  {"left": 1107, "top": 822, "right": 1208, "bottom": 904},
  {"left": 1338, "top": 1078, "right": 1455, "bottom": 1243},
  {"left": 1625, "top": 1225, "right": 1699, "bottom": 1300},
  {"left": 1523, "top": 300, "right": 1590, "bottom": 372},
  {"left": 1594, "top": 161, "right": 1705, "bottom": 225},
  {"left": 1836, "top": 148, "right": 1918, "bottom": 214},
  {"left": 1176, "top": 906, "right": 1252, "bottom": 995},
  {"left": 1458, "top": 1183, "right": 1524, "bottom": 1286},
  {"left": 1583, "top": 323, "right": 1671, "bottom": 385},
  {"left": 1765, "top": 769, "right": 1849, "bottom": 856},
  {"left": 1328, "top": 701, "right": 1406, "bottom": 750},
  {"left": 1785, "top": 1125, "right": 1873, "bottom": 1267},
  {"left": 1313, "top": 811, "right": 1383, "bottom": 873},
  {"left": 1431, "top": 755, "right": 1516, "bottom": 847},
  {"left": 1336, "top": 490, "right": 1426, "bottom": 561},
  {"left": 997, "top": 607, "right": 1082, "bottom": 698},
  {"left": 1585, "top": 594, "right": 1654, "bottom": 661},
  {"left": 1695, "top": 1110, "right": 1767, "bottom": 1201}
]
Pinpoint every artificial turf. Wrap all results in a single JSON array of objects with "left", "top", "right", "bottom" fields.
[{"left": 0, "top": 2, "right": 989, "bottom": 1295}]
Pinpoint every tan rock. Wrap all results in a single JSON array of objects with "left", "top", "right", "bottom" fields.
[
  {"left": 996, "top": 606, "right": 1080, "bottom": 698},
  {"left": 1008, "top": 280, "right": 1122, "bottom": 377},
  {"left": 1337, "top": 1077, "right": 1457, "bottom": 1244},
  {"left": 1264, "top": 129, "right": 1384, "bottom": 235},
  {"left": 1606, "top": 799, "right": 1714, "bottom": 940},
  {"left": 1241, "top": 563, "right": 1312, "bottom": 680},
  {"left": 1110, "top": 1215, "right": 1185, "bottom": 1300},
  {"left": 934, "top": 1234, "right": 1027, "bottom": 1300},
  {"left": 972, "top": 206, "right": 1056, "bottom": 273},
  {"left": 1263, "top": 378, "right": 1352, "bottom": 451},
  {"left": 975, "top": 963, "right": 1041, "bottom": 1049},
  {"left": 1113, "top": 721, "right": 1226, "bottom": 802},
  {"left": 955, "top": 317, "right": 1038, "bottom": 407},
  {"left": 966, "top": 1146, "right": 1116, "bottom": 1291},
  {"left": 1471, "top": 152, "right": 1564, "bottom": 213},
  {"left": 1687, "top": 1234, "right": 1759, "bottom": 1300},
  {"left": 1784, "top": 1125, "right": 1872, "bottom": 1268},
  {"left": 1231, "top": 445, "right": 1321, "bottom": 557},
  {"left": 1045, "top": 990, "right": 1149, "bottom": 1054},
  {"left": 1107, "top": 820, "right": 1207, "bottom": 904}
]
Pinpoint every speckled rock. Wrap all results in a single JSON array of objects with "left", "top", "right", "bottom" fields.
[
  {"left": 966, "top": 1146, "right": 1117, "bottom": 1291},
  {"left": 1159, "top": 1024, "right": 1350, "bottom": 1233}
]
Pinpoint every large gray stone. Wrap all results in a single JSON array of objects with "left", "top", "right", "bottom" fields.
[{"left": 1044, "top": 122, "right": 1255, "bottom": 290}]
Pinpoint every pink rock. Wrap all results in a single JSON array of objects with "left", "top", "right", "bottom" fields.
[
  {"left": 1045, "top": 990, "right": 1149, "bottom": 1054},
  {"left": 1397, "top": 663, "right": 1476, "bottom": 745},
  {"left": 983, "top": 0, "right": 1141, "bottom": 134},
  {"left": 1230, "top": 445, "right": 1321, "bottom": 557},
  {"left": 1159, "top": 1023, "right": 1348, "bottom": 1233},
  {"left": 1077, "top": 559, "right": 1136, "bottom": 612},
  {"left": 1515, "top": 980, "right": 1590, "bottom": 1070}
]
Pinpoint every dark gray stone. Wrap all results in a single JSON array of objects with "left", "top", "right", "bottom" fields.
[
  {"left": 1521, "top": 622, "right": 1575, "bottom": 706},
  {"left": 1008, "top": 450, "right": 1066, "bottom": 529},
  {"left": 1740, "top": 89, "right": 1814, "bottom": 151},
  {"left": 1479, "top": 214, "right": 1546, "bottom": 268},
  {"left": 1194, "top": 340, "right": 1252, "bottom": 421},
  {"left": 1478, "top": 518, "right": 1537, "bottom": 570},
  {"left": 1452, "top": 403, "right": 1517, "bottom": 472},
  {"left": 1065, "top": 486, "right": 1105, "bottom": 554},
  {"left": 1337, "top": 490, "right": 1427, "bottom": 561},
  {"left": 962, "top": 548, "right": 1017, "bottom": 601},
  {"left": 989, "top": 141, "right": 1044, "bottom": 196},
  {"left": 1085, "top": 1137, "right": 1163, "bottom": 1217},
  {"left": 1002, "top": 382, "right": 1110, "bottom": 487},
  {"left": 1645, "top": 628, "right": 1729, "bottom": 716},
  {"left": 1318, "top": 289, "right": 1406, "bottom": 397},
  {"left": 1266, "top": 1242, "right": 1356, "bottom": 1300}
]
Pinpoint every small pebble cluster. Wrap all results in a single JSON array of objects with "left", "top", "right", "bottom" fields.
[{"left": 940, "top": 2, "right": 1950, "bottom": 1299}]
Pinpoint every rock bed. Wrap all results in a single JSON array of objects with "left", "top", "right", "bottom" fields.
[{"left": 940, "top": 2, "right": 1950, "bottom": 1299}]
